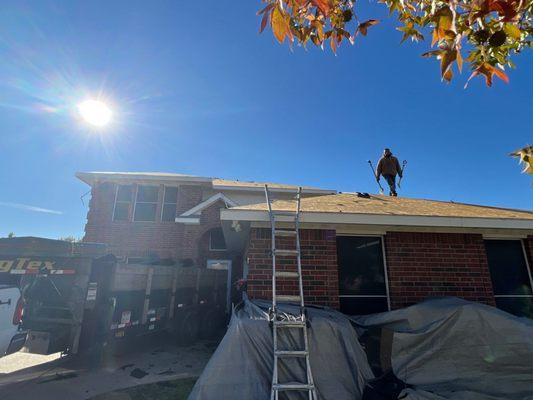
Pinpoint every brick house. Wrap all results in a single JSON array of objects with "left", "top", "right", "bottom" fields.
[
  {"left": 77, "top": 172, "right": 533, "bottom": 317},
  {"left": 76, "top": 171, "right": 334, "bottom": 307}
]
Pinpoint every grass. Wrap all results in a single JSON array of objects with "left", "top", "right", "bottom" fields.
[{"left": 92, "top": 378, "right": 197, "bottom": 400}]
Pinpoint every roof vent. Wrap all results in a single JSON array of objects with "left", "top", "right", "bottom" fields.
[{"left": 356, "top": 192, "right": 371, "bottom": 198}]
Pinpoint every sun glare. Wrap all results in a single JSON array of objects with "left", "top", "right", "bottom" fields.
[{"left": 78, "top": 100, "right": 112, "bottom": 127}]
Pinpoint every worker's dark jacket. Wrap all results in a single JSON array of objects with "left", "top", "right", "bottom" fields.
[{"left": 377, "top": 156, "right": 402, "bottom": 177}]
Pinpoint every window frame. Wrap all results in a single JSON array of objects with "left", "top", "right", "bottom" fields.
[
  {"left": 132, "top": 185, "right": 160, "bottom": 222},
  {"left": 485, "top": 238, "right": 533, "bottom": 300},
  {"left": 112, "top": 184, "right": 134, "bottom": 222},
  {"left": 336, "top": 234, "right": 391, "bottom": 311},
  {"left": 160, "top": 185, "right": 179, "bottom": 222},
  {"left": 209, "top": 228, "right": 227, "bottom": 251}
]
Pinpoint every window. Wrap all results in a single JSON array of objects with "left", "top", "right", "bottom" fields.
[
  {"left": 485, "top": 240, "right": 533, "bottom": 318},
  {"left": 161, "top": 186, "right": 178, "bottom": 222},
  {"left": 133, "top": 186, "right": 159, "bottom": 222},
  {"left": 113, "top": 185, "right": 133, "bottom": 221},
  {"left": 337, "top": 236, "right": 389, "bottom": 315},
  {"left": 209, "top": 228, "right": 227, "bottom": 251}
]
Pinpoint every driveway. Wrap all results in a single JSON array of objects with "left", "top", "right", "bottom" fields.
[{"left": 0, "top": 340, "right": 216, "bottom": 400}]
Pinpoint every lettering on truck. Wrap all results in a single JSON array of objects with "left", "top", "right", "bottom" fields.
[{"left": 0, "top": 258, "right": 75, "bottom": 275}]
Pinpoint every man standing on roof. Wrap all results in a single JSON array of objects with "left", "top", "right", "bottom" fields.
[{"left": 376, "top": 148, "right": 402, "bottom": 197}]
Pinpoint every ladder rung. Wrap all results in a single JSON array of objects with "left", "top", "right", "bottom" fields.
[
  {"left": 273, "top": 211, "right": 297, "bottom": 217},
  {"left": 274, "top": 249, "right": 299, "bottom": 256},
  {"left": 276, "top": 295, "right": 301, "bottom": 303},
  {"left": 275, "top": 271, "right": 299, "bottom": 278},
  {"left": 275, "top": 350, "right": 308, "bottom": 357},
  {"left": 274, "top": 320, "right": 306, "bottom": 328},
  {"left": 274, "top": 229, "right": 297, "bottom": 237},
  {"left": 273, "top": 382, "right": 314, "bottom": 391}
]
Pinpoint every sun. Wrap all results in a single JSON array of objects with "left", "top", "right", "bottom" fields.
[{"left": 77, "top": 100, "right": 112, "bottom": 127}]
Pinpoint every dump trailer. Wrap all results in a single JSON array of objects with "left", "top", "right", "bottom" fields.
[{"left": 0, "top": 237, "right": 228, "bottom": 356}]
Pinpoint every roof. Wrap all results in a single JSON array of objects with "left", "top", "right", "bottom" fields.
[
  {"left": 212, "top": 179, "right": 335, "bottom": 194},
  {"left": 221, "top": 193, "right": 533, "bottom": 230},
  {"left": 76, "top": 172, "right": 335, "bottom": 194}
]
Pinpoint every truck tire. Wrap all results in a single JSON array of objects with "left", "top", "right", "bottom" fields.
[{"left": 177, "top": 311, "right": 200, "bottom": 345}]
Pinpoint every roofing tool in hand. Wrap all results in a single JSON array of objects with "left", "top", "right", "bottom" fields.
[
  {"left": 367, "top": 160, "right": 384, "bottom": 195},
  {"left": 398, "top": 160, "right": 407, "bottom": 189}
]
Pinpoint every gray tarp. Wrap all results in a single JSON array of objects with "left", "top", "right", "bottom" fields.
[
  {"left": 189, "top": 300, "right": 374, "bottom": 399},
  {"left": 189, "top": 298, "right": 533, "bottom": 400},
  {"left": 353, "top": 297, "right": 533, "bottom": 400}
]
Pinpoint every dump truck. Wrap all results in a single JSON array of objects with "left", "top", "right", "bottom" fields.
[{"left": 0, "top": 237, "right": 228, "bottom": 357}]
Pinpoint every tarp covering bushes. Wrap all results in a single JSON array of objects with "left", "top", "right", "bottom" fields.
[{"left": 189, "top": 298, "right": 533, "bottom": 400}]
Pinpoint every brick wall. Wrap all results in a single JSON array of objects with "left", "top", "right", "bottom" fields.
[
  {"left": 82, "top": 182, "right": 235, "bottom": 270},
  {"left": 245, "top": 228, "right": 339, "bottom": 308},
  {"left": 385, "top": 232, "right": 496, "bottom": 309}
]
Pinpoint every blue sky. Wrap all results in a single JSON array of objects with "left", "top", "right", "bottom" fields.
[{"left": 0, "top": 1, "right": 531, "bottom": 239}]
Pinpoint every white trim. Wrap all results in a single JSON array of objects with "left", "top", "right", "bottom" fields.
[
  {"left": 212, "top": 183, "right": 335, "bottom": 195},
  {"left": 111, "top": 184, "right": 119, "bottom": 221},
  {"left": 76, "top": 171, "right": 212, "bottom": 186},
  {"left": 483, "top": 234, "right": 528, "bottom": 239},
  {"left": 181, "top": 193, "right": 238, "bottom": 217},
  {"left": 175, "top": 217, "right": 200, "bottom": 225},
  {"left": 221, "top": 209, "right": 533, "bottom": 231},
  {"left": 381, "top": 236, "right": 391, "bottom": 311},
  {"left": 521, "top": 239, "right": 533, "bottom": 294}
]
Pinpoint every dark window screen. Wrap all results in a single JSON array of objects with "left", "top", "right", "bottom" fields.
[
  {"left": 337, "top": 236, "right": 386, "bottom": 296},
  {"left": 113, "top": 185, "right": 132, "bottom": 221},
  {"left": 210, "top": 228, "right": 226, "bottom": 250},
  {"left": 163, "top": 186, "right": 178, "bottom": 203},
  {"left": 136, "top": 186, "right": 158, "bottom": 202},
  {"left": 134, "top": 186, "right": 159, "bottom": 221},
  {"left": 116, "top": 185, "right": 132, "bottom": 201},
  {"left": 337, "top": 236, "right": 388, "bottom": 315},
  {"left": 485, "top": 240, "right": 532, "bottom": 296},
  {"left": 134, "top": 203, "right": 157, "bottom": 221},
  {"left": 161, "top": 186, "right": 178, "bottom": 222},
  {"left": 485, "top": 240, "right": 533, "bottom": 318},
  {"left": 113, "top": 203, "right": 129, "bottom": 221}
]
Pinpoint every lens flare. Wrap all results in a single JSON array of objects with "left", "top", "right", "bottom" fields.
[{"left": 77, "top": 100, "right": 112, "bottom": 127}]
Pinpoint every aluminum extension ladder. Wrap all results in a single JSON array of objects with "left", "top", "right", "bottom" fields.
[{"left": 264, "top": 185, "right": 317, "bottom": 400}]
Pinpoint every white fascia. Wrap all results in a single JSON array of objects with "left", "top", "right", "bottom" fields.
[
  {"left": 220, "top": 209, "right": 533, "bottom": 231},
  {"left": 180, "top": 193, "right": 238, "bottom": 217},
  {"left": 175, "top": 217, "right": 201, "bottom": 225}
]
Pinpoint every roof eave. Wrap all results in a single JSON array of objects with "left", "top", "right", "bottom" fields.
[
  {"left": 220, "top": 209, "right": 533, "bottom": 231},
  {"left": 75, "top": 172, "right": 213, "bottom": 186}
]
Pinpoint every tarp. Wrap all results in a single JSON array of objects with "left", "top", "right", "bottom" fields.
[
  {"left": 354, "top": 297, "right": 533, "bottom": 400},
  {"left": 189, "top": 298, "right": 533, "bottom": 400},
  {"left": 189, "top": 300, "right": 374, "bottom": 400}
]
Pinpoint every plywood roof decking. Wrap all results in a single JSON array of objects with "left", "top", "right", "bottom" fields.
[
  {"left": 228, "top": 193, "right": 533, "bottom": 220},
  {"left": 212, "top": 179, "right": 334, "bottom": 193}
]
